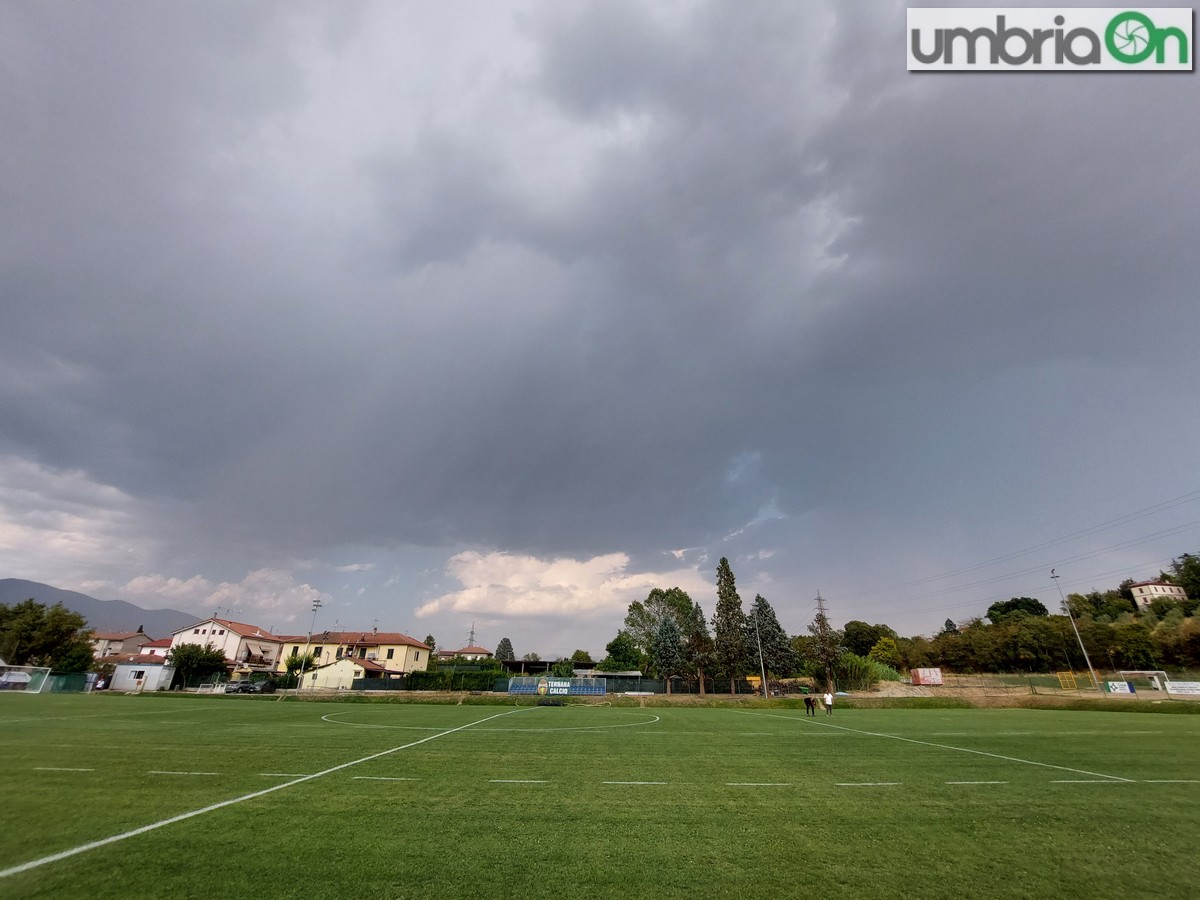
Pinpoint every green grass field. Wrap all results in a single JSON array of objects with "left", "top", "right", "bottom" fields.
[{"left": 2, "top": 694, "right": 1197, "bottom": 899}]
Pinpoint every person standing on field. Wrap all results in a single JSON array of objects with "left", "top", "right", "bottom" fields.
[{"left": 823, "top": 691, "right": 833, "bottom": 715}]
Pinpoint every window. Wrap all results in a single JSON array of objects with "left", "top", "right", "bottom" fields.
[
  {"left": 358, "top": 647, "right": 367, "bottom": 659},
  {"left": 386, "top": 648, "right": 395, "bottom": 660},
  {"left": 193, "top": 628, "right": 200, "bottom": 634},
  {"left": 218, "top": 629, "right": 225, "bottom": 635},
  {"left": 415, "top": 651, "right": 420, "bottom": 661},
  {"left": 132, "top": 670, "right": 145, "bottom": 679},
  {"left": 292, "top": 645, "right": 300, "bottom": 655},
  {"left": 312, "top": 646, "right": 322, "bottom": 659},
  {"left": 336, "top": 647, "right": 343, "bottom": 658}
]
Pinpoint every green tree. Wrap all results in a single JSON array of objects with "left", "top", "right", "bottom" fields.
[
  {"left": 167, "top": 643, "right": 229, "bottom": 687},
  {"left": 1110, "top": 622, "right": 1156, "bottom": 669},
  {"left": 941, "top": 618, "right": 958, "bottom": 635},
  {"left": 843, "top": 621, "right": 897, "bottom": 658},
  {"left": 0, "top": 600, "right": 92, "bottom": 670},
  {"left": 680, "top": 600, "right": 714, "bottom": 696},
  {"left": 623, "top": 587, "right": 694, "bottom": 656},
  {"left": 1166, "top": 552, "right": 1200, "bottom": 601},
  {"left": 597, "top": 630, "right": 642, "bottom": 672},
  {"left": 495, "top": 638, "right": 515, "bottom": 661},
  {"left": 569, "top": 649, "right": 593, "bottom": 664},
  {"left": 283, "top": 651, "right": 316, "bottom": 678},
  {"left": 806, "top": 597, "right": 842, "bottom": 691},
  {"left": 522, "top": 652, "right": 541, "bottom": 662},
  {"left": 747, "top": 594, "right": 796, "bottom": 680},
  {"left": 650, "top": 615, "right": 685, "bottom": 692},
  {"left": 986, "top": 597, "right": 1049, "bottom": 624},
  {"left": 867, "top": 636, "right": 903, "bottom": 669},
  {"left": 550, "top": 658, "right": 575, "bottom": 677},
  {"left": 711, "top": 558, "right": 749, "bottom": 693},
  {"left": 423, "top": 634, "right": 437, "bottom": 654}
]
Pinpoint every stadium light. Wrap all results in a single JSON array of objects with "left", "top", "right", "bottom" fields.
[
  {"left": 752, "top": 611, "right": 769, "bottom": 698},
  {"left": 1051, "top": 569, "right": 1101, "bottom": 691},
  {"left": 295, "top": 597, "right": 323, "bottom": 694}
]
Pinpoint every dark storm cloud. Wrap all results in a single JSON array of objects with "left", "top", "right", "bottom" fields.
[{"left": 3, "top": 0, "right": 1198, "bottom": 631}]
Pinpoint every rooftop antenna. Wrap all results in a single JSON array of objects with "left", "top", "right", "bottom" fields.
[{"left": 468, "top": 621, "right": 477, "bottom": 647}]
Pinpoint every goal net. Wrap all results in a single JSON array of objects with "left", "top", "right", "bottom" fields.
[{"left": 0, "top": 665, "right": 53, "bottom": 694}]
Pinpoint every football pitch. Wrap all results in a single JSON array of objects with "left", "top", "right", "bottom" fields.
[{"left": 2, "top": 695, "right": 1197, "bottom": 899}]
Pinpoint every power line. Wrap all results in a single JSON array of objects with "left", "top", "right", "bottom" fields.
[{"left": 843, "top": 488, "right": 1200, "bottom": 601}]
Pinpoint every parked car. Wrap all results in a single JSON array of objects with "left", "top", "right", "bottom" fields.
[{"left": 223, "top": 679, "right": 278, "bottom": 694}]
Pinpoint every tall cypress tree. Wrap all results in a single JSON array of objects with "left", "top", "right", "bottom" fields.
[
  {"left": 747, "top": 594, "right": 796, "bottom": 682},
  {"left": 712, "top": 557, "right": 749, "bottom": 693}
]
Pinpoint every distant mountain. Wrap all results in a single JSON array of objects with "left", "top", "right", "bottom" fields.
[{"left": 0, "top": 579, "right": 199, "bottom": 639}]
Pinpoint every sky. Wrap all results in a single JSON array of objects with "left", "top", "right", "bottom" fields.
[{"left": 2, "top": 1, "right": 1199, "bottom": 659}]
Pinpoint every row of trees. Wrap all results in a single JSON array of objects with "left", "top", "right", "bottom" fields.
[
  {"left": 594, "top": 559, "right": 822, "bottom": 694},
  {"left": 590, "top": 550, "right": 1200, "bottom": 690}
]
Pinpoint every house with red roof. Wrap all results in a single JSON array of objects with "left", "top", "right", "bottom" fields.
[
  {"left": 169, "top": 618, "right": 282, "bottom": 673},
  {"left": 273, "top": 628, "right": 431, "bottom": 682}
]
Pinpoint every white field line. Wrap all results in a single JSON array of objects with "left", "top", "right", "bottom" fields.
[
  {"left": 489, "top": 779, "right": 549, "bottom": 783},
  {"left": 148, "top": 771, "right": 220, "bottom": 776},
  {"left": 0, "top": 706, "right": 533, "bottom": 881},
  {"left": 0, "top": 705, "right": 232, "bottom": 726},
  {"left": 34, "top": 767, "right": 94, "bottom": 772},
  {"left": 1051, "top": 780, "right": 1127, "bottom": 784},
  {"left": 353, "top": 776, "right": 419, "bottom": 781},
  {"left": 946, "top": 781, "right": 1008, "bottom": 785},
  {"left": 1143, "top": 780, "right": 1200, "bottom": 784},
  {"left": 603, "top": 781, "right": 669, "bottom": 785},
  {"left": 322, "top": 711, "right": 662, "bottom": 733},
  {"left": 727, "top": 782, "right": 792, "bottom": 787},
  {"left": 732, "top": 711, "right": 1137, "bottom": 783},
  {"left": 837, "top": 782, "right": 901, "bottom": 787}
]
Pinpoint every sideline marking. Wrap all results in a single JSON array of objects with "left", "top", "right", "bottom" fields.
[
  {"left": 322, "top": 710, "right": 662, "bottom": 733},
  {"left": 35, "top": 767, "right": 94, "bottom": 772},
  {"left": 837, "top": 782, "right": 901, "bottom": 787},
  {"left": 490, "top": 779, "right": 548, "bottom": 783},
  {"left": 732, "top": 711, "right": 1136, "bottom": 783},
  {"left": 1051, "top": 779, "right": 1125, "bottom": 784},
  {"left": 1143, "top": 779, "right": 1200, "bottom": 784},
  {"left": 947, "top": 781, "right": 1007, "bottom": 785},
  {"left": 727, "top": 782, "right": 791, "bottom": 787},
  {"left": 148, "top": 771, "right": 220, "bottom": 776},
  {"left": 604, "top": 781, "right": 668, "bottom": 785},
  {"left": 0, "top": 706, "right": 533, "bottom": 881},
  {"left": 353, "top": 776, "right": 419, "bottom": 781}
]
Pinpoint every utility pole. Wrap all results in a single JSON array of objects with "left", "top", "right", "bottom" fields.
[{"left": 1052, "top": 569, "right": 1100, "bottom": 691}]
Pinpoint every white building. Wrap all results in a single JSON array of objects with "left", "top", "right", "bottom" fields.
[
  {"left": 111, "top": 655, "right": 176, "bottom": 692},
  {"left": 169, "top": 618, "right": 282, "bottom": 672},
  {"left": 1128, "top": 580, "right": 1188, "bottom": 608}
]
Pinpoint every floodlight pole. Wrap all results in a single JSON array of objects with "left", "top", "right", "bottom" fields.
[
  {"left": 1051, "top": 569, "right": 1100, "bottom": 691},
  {"left": 752, "top": 612, "right": 769, "bottom": 699},
  {"left": 295, "top": 597, "right": 322, "bottom": 696}
]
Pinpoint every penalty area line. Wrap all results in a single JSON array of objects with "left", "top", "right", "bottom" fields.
[{"left": 0, "top": 706, "right": 533, "bottom": 881}]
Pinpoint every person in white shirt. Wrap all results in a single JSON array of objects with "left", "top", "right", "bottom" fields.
[{"left": 823, "top": 691, "right": 833, "bottom": 715}]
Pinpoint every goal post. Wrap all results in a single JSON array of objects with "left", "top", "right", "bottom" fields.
[{"left": 0, "top": 665, "right": 53, "bottom": 694}]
